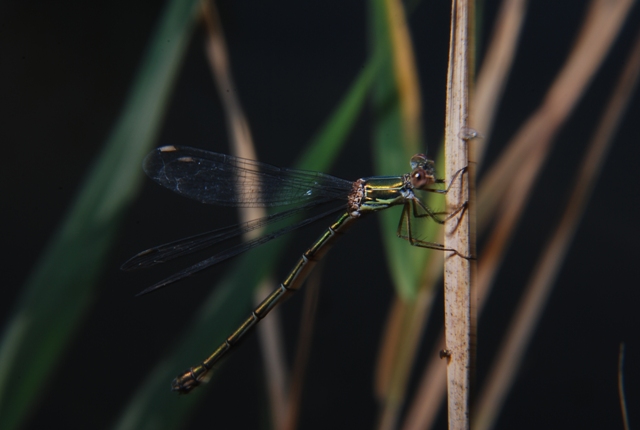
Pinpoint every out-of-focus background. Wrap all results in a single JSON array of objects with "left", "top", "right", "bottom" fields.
[{"left": 2, "top": 1, "right": 639, "bottom": 429}]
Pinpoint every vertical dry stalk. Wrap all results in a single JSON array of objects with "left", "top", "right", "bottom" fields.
[
  {"left": 374, "top": 0, "right": 431, "bottom": 428},
  {"left": 385, "top": 0, "right": 423, "bottom": 145},
  {"left": 443, "top": 0, "right": 475, "bottom": 428},
  {"left": 201, "top": 2, "right": 289, "bottom": 428},
  {"left": 619, "top": 344, "right": 630, "bottom": 430},
  {"left": 376, "top": 254, "right": 444, "bottom": 430},
  {"left": 402, "top": 332, "right": 447, "bottom": 430},
  {"left": 402, "top": 1, "right": 524, "bottom": 426},
  {"left": 471, "top": 0, "right": 527, "bottom": 164},
  {"left": 283, "top": 269, "right": 323, "bottom": 430}
]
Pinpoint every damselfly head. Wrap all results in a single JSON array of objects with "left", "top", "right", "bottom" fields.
[{"left": 409, "top": 154, "right": 436, "bottom": 189}]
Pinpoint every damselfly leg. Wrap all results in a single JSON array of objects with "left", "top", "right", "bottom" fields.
[{"left": 396, "top": 164, "right": 471, "bottom": 259}]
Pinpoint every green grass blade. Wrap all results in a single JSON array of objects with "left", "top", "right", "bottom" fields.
[
  {"left": 0, "top": 1, "right": 200, "bottom": 428},
  {"left": 112, "top": 55, "right": 379, "bottom": 430},
  {"left": 295, "top": 56, "right": 380, "bottom": 170},
  {"left": 369, "top": 0, "right": 432, "bottom": 300}
]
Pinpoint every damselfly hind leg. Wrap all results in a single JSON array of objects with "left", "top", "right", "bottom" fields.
[{"left": 396, "top": 201, "right": 472, "bottom": 259}]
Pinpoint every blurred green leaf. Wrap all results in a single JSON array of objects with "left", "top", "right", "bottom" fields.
[
  {"left": 0, "top": 1, "right": 200, "bottom": 428},
  {"left": 112, "top": 55, "right": 379, "bottom": 430},
  {"left": 369, "top": 0, "right": 437, "bottom": 300}
]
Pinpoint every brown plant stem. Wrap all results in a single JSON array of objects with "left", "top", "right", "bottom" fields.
[{"left": 443, "top": 0, "right": 475, "bottom": 428}]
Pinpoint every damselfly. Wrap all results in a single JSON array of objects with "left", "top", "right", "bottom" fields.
[{"left": 123, "top": 145, "right": 466, "bottom": 393}]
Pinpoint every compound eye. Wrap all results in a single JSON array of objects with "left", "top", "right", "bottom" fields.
[
  {"left": 410, "top": 165, "right": 436, "bottom": 189},
  {"left": 411, "top": 168, "right": 428, "bottom": 188}
]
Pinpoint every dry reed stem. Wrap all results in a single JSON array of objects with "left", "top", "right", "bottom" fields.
[
  {"left": 384, "top": 0, "right": 423, "bottom": 145},
  {"left": 376, "top": 254, "right": 443, "bottom": 430},
  {"left": 471, "top": 0, "right": 528, "bottom": 165},
  {"left": 477, "top": 0, "right": 634, "bottom": 232},
  {"left": 444, "top": 0, "right": 474, "bottom": 428},
  {"left": 201, "top": 2, "right": 289, "bottom": 428},
  {"left": 473, "top": 26, "right": 640, "bottom": 430},
  {"left": 254, "top": 277, "right": 290, "bottom": 429},
  {"left": 283, "top": 268, "right": 323, "bottom": 430},
  {"left": 402, "top": 332, "right": 447, "bottom": 430},
  {"left": 374, "top": 0, "right": 429, "bottom": 428},
  {"left": 375, "top": 297, "right": 407, "bottom": 399},
  {"left": 619, "top": 343, "right": 630, "bottom": 430},
  {"left": 402, "top": 1, "right": 525, "bottom": 426}
]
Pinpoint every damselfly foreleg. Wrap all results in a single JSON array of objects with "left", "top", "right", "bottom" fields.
[{"left": 423, "top": 165, "right": 468, "bottom": 195}]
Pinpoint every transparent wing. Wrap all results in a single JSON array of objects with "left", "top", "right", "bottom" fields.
[
  {"left": 121, "top": 203, "right": 317, "bottom": 271},
  {"left": 134, "top": 205, "right": 347, "bottom": 295},
  {"left": 143, "top": 145, "right": 354, "bottom": 207}
]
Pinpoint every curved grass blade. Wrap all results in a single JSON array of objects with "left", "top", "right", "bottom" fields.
[
  {"left": 0, "top": 1, "right": 201, "bottom": 429},
  {"left": 369, "top": 0, "right": 430, "bottom": 301}
]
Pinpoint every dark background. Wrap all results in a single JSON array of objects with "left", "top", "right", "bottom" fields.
[{"left": 2, "top": 0, "right": 639, "bottom": 429}]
